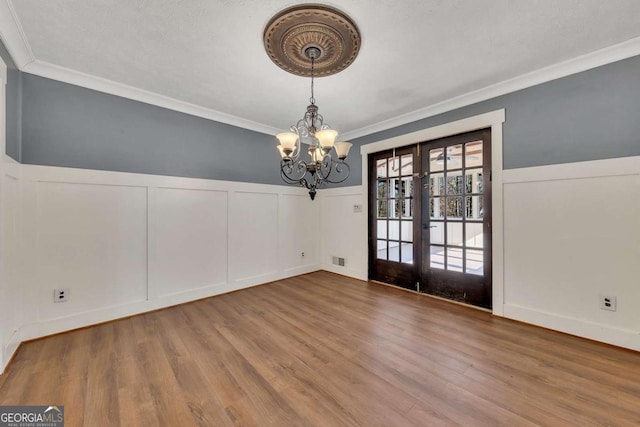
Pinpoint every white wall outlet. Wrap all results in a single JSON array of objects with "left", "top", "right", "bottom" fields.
[
  {"left": 353, "top": 204, "right": 363, "bottom": 213},
  {"left": 600, "top": 295, "right": 617, "bottom": 311},
  {"left": 301, "top": 252, "right": 305, "bottom": 257},
  {"left": 54, "top": 288, "right": 70, "bottom": 303}
]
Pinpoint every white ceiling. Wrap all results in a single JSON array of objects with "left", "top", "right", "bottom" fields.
[{"left": 4, "top": 0, "right": 640, "bottom": 139}]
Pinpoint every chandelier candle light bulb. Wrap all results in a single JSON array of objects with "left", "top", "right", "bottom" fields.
[{"left": 264, "top": 4, "right": 361, "bottom": 200}]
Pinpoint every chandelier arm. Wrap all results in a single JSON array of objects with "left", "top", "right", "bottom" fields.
[
  {"left": 280, "top": 159, "right": 308, "bottom": 183},
  {"left": 316, "top": 154, "right": 333, "bottom": 180},
  {"left": 322, "top": 160, "right": 351, "bottom": 184}
]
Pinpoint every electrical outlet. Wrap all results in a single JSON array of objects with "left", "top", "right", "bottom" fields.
[
  {"left": 353, "top": 204, "right": 362, "bottom": 213},
  {"left": 600, "top": 295, "right": 617, "bottom": 312},
  {"left": 301, "top": 252, "right": 305, "bottom": 257},
  {"left": 54, "top": 288, "right": 70, "bottom": 303}
]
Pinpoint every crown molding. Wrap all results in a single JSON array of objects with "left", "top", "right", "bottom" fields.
[
  {"left": 0, "top": 0, "right": 35, "bottom": 68},
  {"left": 0, "top": 1, "right": 279, "bottom": 136},
  {"left": 340, "top": 36, "right": 640, "bottom": 141},
  {"left": 22, "top": 60, "right": 281, "bottom": 135}
]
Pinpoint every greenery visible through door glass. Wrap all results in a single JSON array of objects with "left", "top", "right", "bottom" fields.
[
  {"left": 377, "top": 200, "right": 388, "bottom": 218},
  {"left": 446, "top": 172, "right": 463, "bottom": 195},
  {"left": 465, "top": 196, "right": 483, "bottom": 219},
  {"left": 401, "top": 178, "right": 413, "bottom": 198},
  {"left": 465, "top": 169, "right": 483, "bottom": 194},
  {"left": 429, "top": 174, "right": 444, "bottom": 196},
  {"left": 429, "top": 198, "right": 445, "bottom": 219},
  {"left": 446, "top": 197, "right": 463, "bottom": 218},
  {"left": 377, "top": 180, "right": 388, "bottom": 199}
]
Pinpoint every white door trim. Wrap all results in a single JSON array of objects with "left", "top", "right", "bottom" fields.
[{"left": 359, "top": 109, "right": 506, "bottom": 315}]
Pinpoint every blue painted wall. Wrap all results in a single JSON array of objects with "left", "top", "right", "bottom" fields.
[
  {"left": 21, "top": 75, "right": 283, "bottom": 184},
  {"left": 348, "top": 54, "right": 640, "bottom": 185},
  {"left": 0, "top": 39, "right": 22, "bottom": 161}
]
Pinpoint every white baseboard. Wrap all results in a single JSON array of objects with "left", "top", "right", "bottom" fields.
[
  {"left": 503, "top": 303, "right": 640, "bottom": 352},
  {"left": 321, "top": 263, "right": 367, "bottom": 281}
]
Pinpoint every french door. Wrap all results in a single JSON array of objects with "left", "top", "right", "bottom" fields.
[
  {"left": 368, "top": 129, "right": 492, "bottom": 308},
  {"left": 368, "top": 146, "right": 418, "bottom": 290}
]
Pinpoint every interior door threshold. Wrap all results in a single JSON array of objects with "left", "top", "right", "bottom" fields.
[{"left": 369, "top": 280, "right": 492, "bottom": 313}]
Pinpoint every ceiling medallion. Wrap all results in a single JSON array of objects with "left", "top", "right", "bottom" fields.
[{"left": 263, "top": 4, "right": 361, "bottom": 77}]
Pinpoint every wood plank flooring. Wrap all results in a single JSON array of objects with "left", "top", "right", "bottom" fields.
[{"left": 1, "top": 271, "right": 639, "bottom": 426}]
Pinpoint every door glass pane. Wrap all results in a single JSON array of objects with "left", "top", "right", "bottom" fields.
[
  {"left": 401, "top": 154, "right": 413, "bottom": 176},
  {"left": 446, "top": 197, "right": 463, "bottom": 219},
  {"left": 447, "top": 222, "right": 463, "bottom": 246},
  {"left": 430, "top": 198, "right": 445, "bottom": 219},
  {"left": 402, "top": 198, "right": 413, "bottom": 218},
  {"left": 430, "top": 246, "right": 445, "bottom": 269},
  {"left": 466, "top": 222, "right": 483, "bottom": 248},
  {"left": 465, "top": 196, "right": 483, "bottom": 219},
  {"left": 447, "top": 247, "right": 463, "bottom": 272},
  {"left": 389, "top": 220, "right": 400, "bottom": 240},
  {"left": 401, "top": 221, "right": 412, "bottom": 242},
  {"left": 389, "top": 157, "right": 400, "bottom": 177},
  {"left": 429, "top": 173, "right": 444, "bottom": 196},
  {"left": 389, "top": 178, "right": 400, "bottom": 198},
  {"left": 401, "top": 243, "right": 413, "bottom": 264},
  {"left": 401, "top": 178, "right": 413, "bottom": 198},
  {"left": 466, "top": 249, "right": 483, "bottom": 275},
  {"left": 465, "top": 169, "right": 483, "bottom": 194},
  {"left": 446, "top": 144, "right": 462, "bottom": 170},
  {"left": 389, "top": 241, "right": 400, "bottom": 262},
  {"left": 377, "top": 180, "right": 388, "bottom": 198},
  {"left": 465, "top": 141, "right": 483, "bottom": 168},
  {"left": 377, "top": 240, "right": 387, "bottom": 260},
  {"left": 377, "top": 220, "right": 387, "bottom": 239},
  {"left": 377, "top": 159, "right": 388, "bottom": 178},
  {"left": 390, "top": 200, "right": 402, "bottom": 218},
  {"left": 377, "top": 200, "right": 388, "bottom": 218},
  {"left": 429, "top": 148, "right": 444, "bottom": 172},
  {"left": 446, "top": 171, "right": 463, "bottom": 195},
  {"left": 430, "top": 221, "right": 444, "bottom": 244}
]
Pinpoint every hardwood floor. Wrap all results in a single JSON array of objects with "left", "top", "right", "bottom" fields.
[{"left": 1, "top": 271, "right": 639, "bottom": 426}]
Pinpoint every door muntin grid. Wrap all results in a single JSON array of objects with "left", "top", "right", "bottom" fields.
[
  {"left": 427, "top": 140, "right": 484, "bottom": 275},
  {"left": 376, "top": 154, "right": 414, "bottom": 264}
]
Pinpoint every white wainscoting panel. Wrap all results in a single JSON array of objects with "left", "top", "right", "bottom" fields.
[
  {"left": 319, "top": 186, "right": 367, "bottom": 280},
  {"left": 35, "top": 182, "right": 149, "bottom": 320},
  {"left": 151, "top": 187, "right": 228, "bottom": 298},
  {"left": 0, "top": 165, "right": 320, "bottom": 371},
  {"left": 279, "top": 194, "right": 320, "bottom": 273},
  {"left": 1, "top": 160, "right": 22, "bottom": 370},
  {"left": 503, "top": 156, "right": 640, "bottom": 351},
  {"left": 228, "top": 191, "right": 279, "bottom": 285}
]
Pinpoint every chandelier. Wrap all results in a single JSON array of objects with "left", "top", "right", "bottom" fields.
[{"left": 263, "top": 4, "right": 362, "bottom": 200}]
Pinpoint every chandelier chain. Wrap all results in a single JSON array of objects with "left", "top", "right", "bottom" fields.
[{"left": 310, "top": 55, "right": 315, "bottom": 105}]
